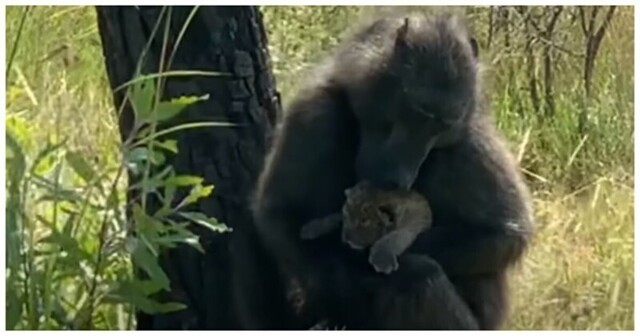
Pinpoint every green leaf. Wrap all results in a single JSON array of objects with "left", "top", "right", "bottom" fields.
[
  {"left": 150, "top": 150, "right": 166, "bottom": 166},
  {"left": 126, "top": 147, "right": 165, "bottom": 165},
  {"left": 65, "top": 151, "right": 96, "bottom": 183},
  {"left": 125, "top": 147, "right": 166, "bottom": 176},
  {"left": 128, "top": 166, "right": 174, "bottom": 192},
  {"left": 143, "top": 170, "right": 171, "bottom": 195},
  {"left": 163, "top": 184, "right": 177, "bottom": 212},
  {"left": 6, "top": 114, "right": 32, "bottom": 153},
  {"left": 157, "top": 224, "right": 203, "bottom": 253},
  {"left": 182, "top": 184, "right": 213, "bottom": 206},
  {"left": 154, "top": 172, "right": 198, "bottom": 216},
  {"left": 179, "top": 212, "right": 231, "bottom": 233},
  {"left": 133, "top": 204, "right": 166, "bottom": 236},
  {"left": 132, "top": 242, "right": 170, "bottom": 290},
  {"left": 39, "top": 228, "right": 93, "bottom": 262},
  {"left": 156, "top": 302, "right": 188, "bottom": 313},
  {"left": 62, "top": 211, "right": 77, "bottom": 237},
  {"left": 137, "top": 279, "right": 165, "bottom": 296},
  {"left": 6, "top": 132, "right": 26, "bottom": 272},
  {"left": 106, "top": 280, "right": 186, "bottom": 314},
  {"left": 154, "top": 139, "right": 178, "bottom": 153},
  {"left": 167, "top": 175, "right": 203, "bottom": 186},
  {"left": 153, "top": 205, "right": 173, "bottom": 219},
  {"left": 136, "top": 125, "right": 152, "bottom": 140},
  {"left": 125, "top": 159, "right": 142, "bottom": 176},
  {"left": 130, "top": 76, "right": 157, "bottom": 123},
  {"left": 151, "top": 172, "right": 207, "bottom": 216},
  {"left": 32, "top": 141, "right": 66, "bottom": 177},
  {"left": 113, "top": 279, "right": 164, "bottom": 297},
  {"left": 154, "top": 94, "right": 209, "bottom": 122}
]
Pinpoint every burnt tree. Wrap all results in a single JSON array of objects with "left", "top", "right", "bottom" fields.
[{"left": 96, "top": 6, "right": 280, "bottom": 329}]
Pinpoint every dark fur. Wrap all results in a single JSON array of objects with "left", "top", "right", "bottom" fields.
[{"left": 237, "top": 12, "right": 533, "bottom": 330}]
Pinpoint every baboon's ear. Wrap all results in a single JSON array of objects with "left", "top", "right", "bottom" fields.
[
  {"left": 469, "top": 37, "right": 479, "bottom": 58},
  {"left": 396, "top": 17, "right": 410, "bottom": 46}
]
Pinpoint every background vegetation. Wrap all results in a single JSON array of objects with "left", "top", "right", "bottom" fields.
[{"left": 5, "top": 6, "right": 634, "bottom": 330}]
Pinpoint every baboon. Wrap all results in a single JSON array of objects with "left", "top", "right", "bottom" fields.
[
  {"left": 238, "top": 12, "right": 534, "bottom": 330},
  {"left": 300, "top": 180, "right": 432, "bottom": 274}
]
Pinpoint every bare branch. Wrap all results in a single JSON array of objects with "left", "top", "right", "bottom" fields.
[
  {"left": 589, "top": 6, "right": 616, "bottom": 61},
  {"left": 594, "top": 6, "right": 616, "bottom": 44},
  {"left": 513, "top": 6, "right": 581, "bottom": 58},
  {"left": 578, "top": 7, "right": 588, "bottom": 36},
  {"left": 515, "top": 6, "right": 542, "bottom": 33},
  {"left": 587, "top": 6, "right": 599, "bottom": 36},
  {"left": 535, "top": 36, "right": 583, "bottom": 58},
  {"left": 546, "top": 6, "right": 563, "bottom": 33}
]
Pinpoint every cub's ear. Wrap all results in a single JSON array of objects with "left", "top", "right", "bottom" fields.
[
  {"left": 344, "top": 188, "right": 354, "bottom": 198},
  {"left": 469, "top": 37, "right": 479, "bottom": 58},
  {"left": 395, "top": 17, "right": 410, "bottom": 46}
]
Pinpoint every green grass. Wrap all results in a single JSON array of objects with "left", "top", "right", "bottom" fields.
[
  {"left": 5, "top": 6, "right": 634, "bottom": 330},
  {"left": 508, "top": 180, "right": 633, "bottom": 329}
]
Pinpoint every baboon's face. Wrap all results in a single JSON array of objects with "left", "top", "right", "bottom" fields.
[
  {"left": 391, "top": 15, "right": 479, "bottom": 134},
  {"left": 354, "top": 15, "right": 479, "bottom": 190}
]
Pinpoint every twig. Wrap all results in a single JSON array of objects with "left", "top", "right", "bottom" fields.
[
  {"left": 84, "top": 166, "right": 126, "bottom": 328},
  {"left": 6, "top": 6, "right": 31, "bottom": 78}
]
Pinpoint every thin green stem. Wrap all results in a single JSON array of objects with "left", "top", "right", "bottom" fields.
[{"left": 6, "top": 6, "right": 31, "bottom": 78}]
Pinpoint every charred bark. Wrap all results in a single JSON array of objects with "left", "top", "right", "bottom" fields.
[{"left": 96, "top": 5, "right": 280, "bottom": 329}]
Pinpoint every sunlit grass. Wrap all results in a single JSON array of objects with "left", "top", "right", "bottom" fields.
[{"left": 508, "top": 180, "right": 633, "bottom": 330}]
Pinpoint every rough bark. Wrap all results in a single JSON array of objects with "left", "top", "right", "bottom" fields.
[{"left": 96, "top": 6, "right": 280, "bottom": 329}]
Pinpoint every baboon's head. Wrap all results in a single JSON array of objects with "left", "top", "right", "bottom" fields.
[
  {"left": 353, "top": 13, "right": 481, "bottom": 189},
  {"left": 390, "top": 14, "right": 479, "bottom": 127}
]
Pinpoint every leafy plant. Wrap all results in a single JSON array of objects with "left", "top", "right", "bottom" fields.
[{"left": 5, "top": 73, "right": 230, "bottom": 329}]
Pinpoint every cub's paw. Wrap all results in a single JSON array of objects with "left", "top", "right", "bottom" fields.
[{"left": 369, "top": 249, "right": 399, "bottom": 274}]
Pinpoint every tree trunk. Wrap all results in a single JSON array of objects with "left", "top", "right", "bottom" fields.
[
  {"left": 498, "top": 6, "right": 510, "bottom": 49},
  {"left": 96, "top": 6, "right": 280, "bottom": 329},
  {"left": 524, "top": 33, "right": 540, "bottom": 115},
  {"left": 541, "top": 6, "right": 562, "bottom": 118},
  {"left": 578, "top": 6, "right": 616, "bottom": 135}
]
